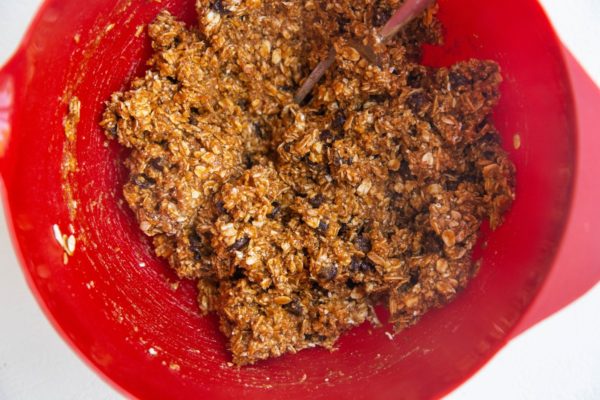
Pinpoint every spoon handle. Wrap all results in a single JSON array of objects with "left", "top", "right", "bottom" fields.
[{"left": 379, "top": 0, "right": 437, "bottom": 43}]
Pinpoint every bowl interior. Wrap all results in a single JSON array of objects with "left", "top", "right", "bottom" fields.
[{"left": 1, "top": 0, "right": 575, "bottom": 398}]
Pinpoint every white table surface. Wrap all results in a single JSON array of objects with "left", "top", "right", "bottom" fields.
[{"left": 1, "top": 1, "right": 599, "bottom": 399}]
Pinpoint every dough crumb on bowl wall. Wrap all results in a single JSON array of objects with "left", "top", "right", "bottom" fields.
[{"left": 0, "top": 0, "right": 579, "bottom": 399}]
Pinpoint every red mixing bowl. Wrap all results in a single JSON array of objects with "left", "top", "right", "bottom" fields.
[{"left": 1, "top": 0, "right": 599, "bottom": 398}]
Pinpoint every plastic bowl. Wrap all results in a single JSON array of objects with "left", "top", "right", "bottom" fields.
[{"left": 0, "top": 0, "right": 598, "bottom": 399}]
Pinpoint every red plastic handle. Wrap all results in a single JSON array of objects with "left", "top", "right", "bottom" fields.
[
  {"left": 0, "top": 64, "right": 14, "bottom": 172},
  {"left": 510, "top": 47, "right": 600, "bottom": 338}
]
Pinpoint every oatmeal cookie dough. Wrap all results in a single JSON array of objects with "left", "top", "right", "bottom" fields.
[{"left": 102, "top": 0, "right": 515, "bottom": 365}]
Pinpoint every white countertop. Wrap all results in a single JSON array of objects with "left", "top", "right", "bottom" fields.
[{"left": 1, "top": 1, "right": 599, "bottom": 399}]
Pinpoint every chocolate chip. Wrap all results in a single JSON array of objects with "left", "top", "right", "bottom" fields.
[
  {"left": 188, "top": 110, "right": 199, "bottom": 125},
  {"left": 349, "top": 257, "right": 361, "bottom": 272},
  {"left": 409, "top": 268, "right": 420, "bottom": 286},
  {"left": 317, "top": 220, "right": 329, "bottom": 234},
  {"left": 254, "top": 122, "right": 271, "bottom": 140},
  {"left": 319, "top": 129, "right": 333, "bottom": 142},
  {"left": 148, "top": 157, "right": 165, "bottom": 171},
  {"left": 423, "top": 231, "right": 443, "bottom": 253},
  {"left": 345, "top": 279, "right": 358, "bottom": 289},
  {"left": 483, "top": 150, "right": 496, "bottom": 160},
  {"left": 267, "top": 201, "right": 281, "bottom": 219},
  {"left": 215, "top": 200, "right": 227, "bottom": 214},
  {"left": 237, "top": 99, "right": 249, "bottom": 110},
  {"left": 189, "top": 231, "right": 213, "bottom": 260},
  {"left": 449, "top": 71, "right": 471, "bottom": 89},
  {"left": 368, "top": 93, "right": 391, "bottom": 103},
  {"left": 308, "top": 194, "right": 324, "bottom": 208},
  {"left": 476, "top": 118, "right": 488, "bottom": 132},
  {"left": 315, "top": 107, "right": 328, "bottom": 116},
  {"left": 399, "top": 268, "right": 420, "bottom": 292},
  {"left": 372, "top": 1, "right": 392, "bottom": 27},
  {"left": 444, "top": 179, "right": 459, "bottom": 191},
  {"left": 285, "top": 299, "right": 304, "bottom": 316},
  {"left": 400, "top": 159, "right": 415, "bottom": 180},
  {"left": 407, "top": 69, "right": 424, "bottom": 88},
  {"left": 407, "top": 92, "right": 429, "bottom": 114},
  {"left": 302, "top": 154, "right": 320, "bottom": 169},
  {"left": 349, "top": 256, "right": 375, "bottom": 273},
  {"left": 331, "top": 111, "right": 346, "bottom": 131},
  {"left": 231, "top": 266, "right": 245, "bottom": 281},
  {"left": 279, "top": 85, "right": 295, "bottom": 93},
  {"left": 338, "top": 223, "right": 349, "bottom": 239},
  {"left": 337, "top": 16, "right": 351, "bottom": 34},
  {"left": 317, "top": 263, "right": 338, "bottom": 281},
  {"left": 133, "top": 174, "right": 156, "bottom": 189},
  {"left": 229, "top": 235, "right": 250, "bottom": 251},
  {"left": 480, "top": 133, "right": 498, "bottom": 144},
  {"left": 244, "top": 153, "right": 254, "bottom": 169},
  {"left": 212, "top": 0, "right": 231, "bottom": 14},
  {"left": 354, "top": 233, "right": 372, "bottom": 252}
]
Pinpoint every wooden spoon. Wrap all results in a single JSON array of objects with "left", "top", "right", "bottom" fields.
[{"left": 294, "top": 0, "right": 436, "bottom": 104}]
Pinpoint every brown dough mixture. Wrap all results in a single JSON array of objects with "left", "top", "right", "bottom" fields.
[{"left": 101, "top": 0, "right": 515, "bottom": 365}]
